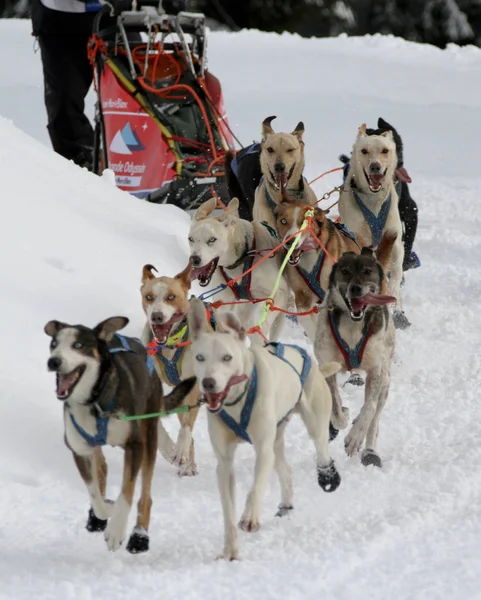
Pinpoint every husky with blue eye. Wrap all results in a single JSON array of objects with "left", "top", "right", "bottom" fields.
[
  {"left": 44, "top": 315, "right": 196, "bottom": 554},
  {"left": 187, "top": 297, "right": 343, "bottom": 561}
]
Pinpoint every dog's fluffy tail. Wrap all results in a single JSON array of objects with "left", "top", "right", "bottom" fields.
[
  {"left": 319, "top": 361, "right": 342, "bottom": 380},
  {"left": 376, "top": 231, "right": 398, "bottom": 276},
  {"left": 163, "top": 376, "right": 197, "bottom": 412}
]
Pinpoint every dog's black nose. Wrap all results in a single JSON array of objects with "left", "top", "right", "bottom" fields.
[
  {"left": 191, "top": 255, "right": 201, "bottom": 267},
  {"left": 48, "top": 357, "right": 62, "bottom": 371},
  {"left": 370, "top": 162, "right": 381, "bottom": 174},
  {"left": 274, "top": 162, "right": 285, "bottom": 173},
  {"left": 202, "top": 377, "right": 216, "bottom": 392},
  {"left": 151, "top": 312, "right": 164, "bottom": 325},
  {"left": 350, "top": 284, "right": 363, "bottom": 297}
]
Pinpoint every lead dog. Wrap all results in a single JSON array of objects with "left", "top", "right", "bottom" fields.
[
  {"left": 274, "top": 195, "right": 360, "bottom": 343},
  {"left": 140, "top": 260, "right": 215, "bottom": 476},
  {"left": 252, "top": 116, "right": 317, "bottom": 227},
  {"left": 314, "top": 233, "right": 397, "bottom": 467},
  {"left": 188, "top": 297, "right": 343, "bottom": 561},
  {"left": 45, "top": 316, "right": 196, "bottom": 552},
  {"left": 340, "top": 123, "right": 409, "bottom": 330},
  {"left": 189, "top": 197, "right": 289, "bottom": 344}
]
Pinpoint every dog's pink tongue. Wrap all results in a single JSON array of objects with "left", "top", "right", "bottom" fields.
[
  {"left": 350, "top": 293, "right": 396, "bottom": 310},
  {"left": 57, "top": 372, "right": 76, "bottom": 396},
  {"left": 276, "top": 172, "right": 288, "bottom": 191},
  {"left": 395, "top": 167, "right": 412, "bottom": 183}
]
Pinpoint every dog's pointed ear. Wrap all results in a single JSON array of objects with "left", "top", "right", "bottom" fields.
[
  {"left": 218, "top": 198, "right": 239, "bottom": 227},
  {"left": 174, "top": 259, "right": 193, "bottom": 289},
  {"left": 188, "top": 297, "right": 209, "bottom": 341},
  {"left": 375, "top": 231, "right": 397, "bottom": 275},
  {"left": 380, "top": 130, "right": 393, "bottom": 140},
  {"left": 262, "top": 115, "right": 276, "bottom": 139},
  {"left": 358, "top": 123, "right": 367, "bottom": 137},
  {"left": 217, "top": 311, "right": 246, "bottom": 341},
  {"left": 378, "top": 117, "right": 393, "bottom": 130},
  {"left": 142, "top": 264, "right": 157, "bottom": 283},
  {"left": 44, "top": 320, "right": 68, "bottom": 337},
  {"left": 314, "top": 207, "right": 329, "bottom": 223},
  {"left": 292, "top": 121, "right": 304, "bottom": 141},
  {"left": 193, "top": 197, "right": 217, "bottom": 222},
  {"left": 94, "top": 317, "right": 129, "bottom": 342}
]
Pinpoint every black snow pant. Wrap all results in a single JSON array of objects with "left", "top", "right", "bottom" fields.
[{"left": 37, "top": 33, "right": 94, "bottom": 169}]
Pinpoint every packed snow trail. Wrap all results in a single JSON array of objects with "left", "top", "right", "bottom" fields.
[{"left": 1, "top": 21, "right": 481, "bottom": 600}]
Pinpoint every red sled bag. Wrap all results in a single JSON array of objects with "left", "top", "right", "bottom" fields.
[{"left": 89, "top": 6, "right": 236, "bottom": 209}]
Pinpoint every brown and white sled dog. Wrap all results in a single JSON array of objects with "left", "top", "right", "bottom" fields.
[
  {"left": 314, "top": 233, "right": 397, "bottom": 468},
  {"left": 188, "top": 297, "right": 342, "bottom": 561},
  {"left": 44, "top": 316, "right": 196, "bottom": 553},
  {"left": 253, "top": 116, "right": 317, "bottom": 228},
  {"left": 188, "top": 197, "right": 289, "bottom": 344},
  {"left": 340, "top": 123, "right": 409, "bottom": 330},
  {"left": 140, "top": 260, "right": 209, "bottom": 476},
  {"left": 274, "top": 196, "right": 360, "bottom": 343}
]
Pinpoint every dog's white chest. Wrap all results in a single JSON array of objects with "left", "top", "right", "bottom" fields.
[{"left": 64, "top": 405, "right": 130, "bottom": 456}]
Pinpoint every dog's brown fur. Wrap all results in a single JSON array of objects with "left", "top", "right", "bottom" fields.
[
  {"left": 140, "top": 261, "right": 203, "bottom": 476},
  {"left": 275, "top": 197, "right": 361, "bottom": 312},
  {"left": 253, "top": 116, "right": 317, "bottom": 227}
]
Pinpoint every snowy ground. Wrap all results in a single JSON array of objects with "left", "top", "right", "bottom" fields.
[{"left": 1, "top": 20, "right": 481, "bottom": 600}]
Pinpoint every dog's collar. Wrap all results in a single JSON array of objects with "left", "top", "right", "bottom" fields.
[
  {"left": 263, "top": 176, "right": 306, "bottom": 215},
  {"left": 224, "top": 236, "right": 250, "bottom": 270}
]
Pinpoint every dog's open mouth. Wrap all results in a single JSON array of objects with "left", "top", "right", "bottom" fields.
[
  {"left": 287, "top": 237, "right": 319, "bottom": 265},
  {"left": 203, "top": 390, "right": 228, "bottom": 413},
  {"left": 346, "top": 292, "right": 397, "bottom": 321},
  {"left": 150, "top": 312, "right": 184, "bottom": 345},
  {"left": 56, "top": 365, "right": 86, "bottom": 400},
  {"left": 191, "top": 257, "right": 219, "bottom": 287},
  {"left": 364, "top": 169, "right": 386, "bottom": 193},
  {"left": 270, "top": 164, "right": 295, "bottom": 193}
]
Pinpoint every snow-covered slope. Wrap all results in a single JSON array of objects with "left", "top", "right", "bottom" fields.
[{"left": 1, "top": 20, "right": 481, "bottom": 600}]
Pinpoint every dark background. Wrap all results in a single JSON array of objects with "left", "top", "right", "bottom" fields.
[{"left": 3, "top": 0, "right": 481, "bottom": 48}]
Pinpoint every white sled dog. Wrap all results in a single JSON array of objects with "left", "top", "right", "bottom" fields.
[
  {"left": 188, "top": 297, "right": 343, "bottom": 561},
  {"left": 189, "top": 197, "right": 289, "bottom": 344},
  {"left": 340, "top": 123, "right": 409, "bottom": 330}
]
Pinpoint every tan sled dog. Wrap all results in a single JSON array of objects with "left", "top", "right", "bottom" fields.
[
  {"left": 45, "top": 316, "right": 196, "bottom": 553},
  {"left": 140, "top": 260, "right": 212, "bottom": 477},
  {"left": 187, "top": 297, "right": 342, "bottom": 561},
  {"left": 189, "top": 197, "right": 289, "bottom": 344},
  {"left": 314, "top": 233, "right": 397, "bottom": 468},
  {"left": 274, "top": 196, "right": 361, "bottom": 343},
  {"left": 339, "top": 123, "right": 409, "bottom": 330},
  {"left": 253, "top": 116, "right": 317, "bottom": 228}
]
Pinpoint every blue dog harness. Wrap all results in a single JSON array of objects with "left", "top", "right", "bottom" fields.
[
  {"left": 69, "top": 334, "right": 154, "bottom": 447},
  {"left": 151, "top": 303, "right": 217, "bottom": 387},
  {"left": 295, "top": 247, "right": 327, "bottom": 303},
  {"left": 328, "top": 311, "right": 374, "bottom": 371},
  {"left": 230, "top": 143, "right": 260, "bottom": 178},
  {"left": 352, "top": 190, "right": 391, "bottom": 248},
  {"left": 218, "top": 342, "right": 312, "bottom": 443}
]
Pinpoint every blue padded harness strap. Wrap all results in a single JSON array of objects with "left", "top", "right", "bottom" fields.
[
  {"left": 69, "top": 334, "right": 153, "bottom": 447},
  {"left": 295, "top": 249, "right": 327, "bottom": 303},
  {"left": 231, "top": 143, "right": 260, "bottom": 177},
  {"left": 218, "top": 366, "right": 258, "bottom": 444},
  {"left": 352, "top": 190, "right": 391, "bottom": 248},
  {"left": 328, "top": 311, "right": 373, "bottom": 371}
]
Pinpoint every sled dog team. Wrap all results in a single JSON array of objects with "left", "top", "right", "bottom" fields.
[{"left": 45, "top": 117, "right": 417, "bottom": 560}]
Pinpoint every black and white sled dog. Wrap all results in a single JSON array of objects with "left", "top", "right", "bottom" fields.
[
  {"left": 187, "top": 297, "right": 343, "bottom": 561},
  {"left": 45, "top": 316, "right": 196, "bottom": 553},
  {"left": 314, "top": 233, "right": 397, "bottom": 468}
]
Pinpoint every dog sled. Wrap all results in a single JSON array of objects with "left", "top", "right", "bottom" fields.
[{"left": 89, "top": 3, "right": 236, "bottom": 209}]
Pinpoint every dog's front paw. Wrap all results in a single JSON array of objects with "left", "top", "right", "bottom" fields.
[
  {"left": 275, "top": 503, "right": 293, "bottom": 517},
  {"left": 126, "top": 526, "right": 149, "bottom": 554},
  {"left": 104, "top": 498, "right": 129, "bottom": 551},
  {"left": 86, "top": 507, "right": 108, "bottom": 532},
  {"left": 361, "top": 448, "right": 382, "bottom": 468},
  {"left": 238, "top": 516, "right": 260, "bottom": 533},
  {"left": 344, "top": 423, "right": 366, "bottom": 457},
  {"left": 393, "top": 309, "right": 411, "bottom": 330},
  {"left": 345, "top": 373, "right": 365, "bottom": 387},
  {"left": 91, "top": 498, "right": 114, "bottom": 521},
  {"left": 329, "top": 423, "right": 339, "bottom": 442},
  {"left": 177, "top": 460, "right": 198, "bottom": 477},
  {"left": 317, "top": 460, "right": 341, "bottom": 492},
  {"left": 216, "top": 549, "right": 239, "bottom": 561}
]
